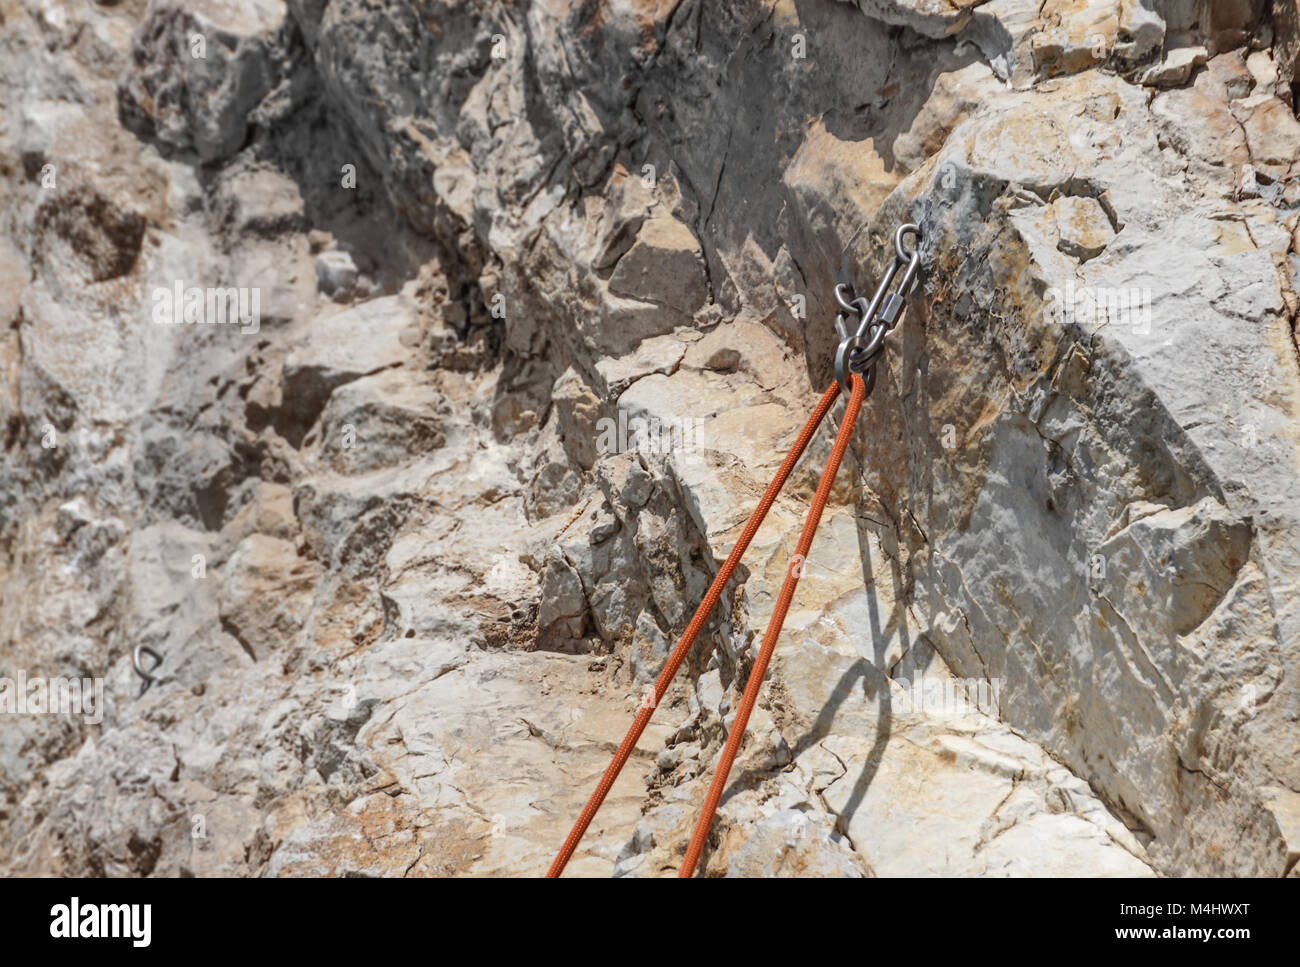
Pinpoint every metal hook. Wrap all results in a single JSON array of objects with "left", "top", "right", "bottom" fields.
[
  {"left": 833, "top": 283, "right": 859, "bottom": 315},
  {"left": 894, "top": 223, "right": 920, "bottom": 261},
  {"left": 833, "top": 223, "right": 922, "bottom": 394},
  {"left": 133, "top": 644, "right": 164, "bottom": 690}
]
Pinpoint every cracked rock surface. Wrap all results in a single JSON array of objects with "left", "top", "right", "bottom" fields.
[{"left": 1, "top": 0, "right": 1299, "bottom": 877}]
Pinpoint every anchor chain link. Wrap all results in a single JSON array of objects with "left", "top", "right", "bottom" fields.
[{"left": 833, "top": 223, "right": 922, "bottom": 395}]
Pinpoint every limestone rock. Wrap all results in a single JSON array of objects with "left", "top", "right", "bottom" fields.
[
  {"left": 118, "top": 0, "right": 289, "bottom": 163},
  {"left": 1, "top": 0, "right": 1297, "bottom": 883},
  {"left": 1059, "top": 196, "right": 1116, "bottom": 260},
  {"left": 607, "top": 214, "right": 709, "bottom": 316},
  {"left": 1141, "top": 45, "right": 1208, "bottom": 87},
  {"left": 278, "top": 297, "right": 416, "bottom": 446}
]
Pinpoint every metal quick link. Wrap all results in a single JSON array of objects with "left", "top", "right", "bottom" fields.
[{"left": 833, "top": 223, "right": 921, "bottom": 394}]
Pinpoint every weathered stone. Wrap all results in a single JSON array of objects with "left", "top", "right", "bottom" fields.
[
  {"left": 1233, "top": 94, "right": 1300, "bottom": 174},
  {"left": 118, "top": 0, "right": 288, "bottom": 163},
  {"left": 314, "top": 368, "right": 447, "bottom": 475},
  {"left": 538, "top": 551, "right": 587, "bottom": 643},
  {"left": 278, "top": 297, "right": 416, "bottom": 446},
  {"left": 2, "top": 0, "right": 1297, "bottom": 884},
  {"left": 314, "top": 249, "right": 359, "bottom": 298},
  {"left": 1277, "top": 0, "right": 1300, "bottom": 91},
  {"left": 218, "top": 534, "right": 318, "bottom": 659},
  {"left": 1140, "top": 45, "right": 1208, "bottom": 87},
  {"left": 1052, "top": 194, "right": 1115, "bottom": 260},
  {"left": 608, "top": 214, "right": 709, "bottom": 316},
  {"left": 552, "top": 368, "right": 603, "bottom": 472}
]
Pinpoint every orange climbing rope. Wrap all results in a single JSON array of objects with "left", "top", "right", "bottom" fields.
[
  {"left": 679, "top": 371, "right": 867, "bottom": 877},
  {"left": 546, "top": 379, "right": 843, "bottom": 878},
  {"left": 548, "top": 222, "right": 920, "bottom": 878}
]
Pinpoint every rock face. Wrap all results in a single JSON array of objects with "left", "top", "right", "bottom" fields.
[{"left": 1, "top": 0, "right": 1298, "bottom": 878}]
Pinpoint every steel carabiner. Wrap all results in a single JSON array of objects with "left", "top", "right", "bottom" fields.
[{"left": 833, "top": 224, "right": 921, "bottom": 394}]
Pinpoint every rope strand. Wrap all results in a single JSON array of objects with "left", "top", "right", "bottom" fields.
[
  {"left": 546, "top": 380, "right": 843, "bottom": 878},
  {"left": 679, "top": 372, "right": 867, "bottom": 878}
]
